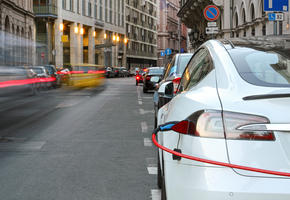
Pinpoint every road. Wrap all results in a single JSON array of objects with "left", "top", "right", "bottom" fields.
[{"left": 0, "top": 78, "right": 160, "bottom": 200}]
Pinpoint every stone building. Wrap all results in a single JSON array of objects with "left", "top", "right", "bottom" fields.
[
  {"left": 0, "top": 0, "right": 35, "bottom": 66},
  {"left": 178, "top": 0, "right": 290, "bottom": 50},
  {"left": 34, "top": 0, "right": 126, "bottom": 68},
  {"left": 125, "top": 0, "right": 158, "bottom": 69},
  {"left": 157, "top": 0, "right": 187, "bottom": 67}
]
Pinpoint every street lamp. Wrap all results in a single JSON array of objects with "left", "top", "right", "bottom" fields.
[
  {"left": 104, "top": 33, "right": 107, "bottom": 39},
  {"left": 74, "top": 27, "right": 79, "bottom": 34},
  {"left": 113, "top": 35, "right": 116, "bottom": 41},
  {"left": 93, "top": 31, "right": 96, "bottom": 37},
  {"left": 80, "top": 28, "right": 84, "bottom": 35},
  {"left": 124, "top": 37, "right": 128, "bottom": 44},
  {"left": 59, "top": 23, "right": 64, "bottom": 31},
  {"left": 117, "top": 35, "right": 120, "bottom": 42}
]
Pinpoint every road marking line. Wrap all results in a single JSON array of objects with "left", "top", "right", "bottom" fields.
[
  {"left": 147, "top": 166, "right": 158, "bottom": 175},
  {"left": 141, "top": 121, "right": 148, "bottom": 133},
  {"left": 138, "top": 100, "right": 143, "bottom": 105},
  {"left": 144, "top": 138, "right": 152, "bottom": 146},
  {"left": 151, "top": 189, "right": 161, "bottom": 200},
  {"left": 139, "top": 108, "right": 154, "bottom": 115}
]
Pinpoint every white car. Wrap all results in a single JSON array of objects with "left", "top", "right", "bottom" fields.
[{"left": 156, "top": 39, "right": 290, "bottom": 200}]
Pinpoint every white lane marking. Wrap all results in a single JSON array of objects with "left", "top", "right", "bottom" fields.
[
  {"left": 141, "top": 121, "right": 148, "bottom": 133},
  {"left": 139, "top": 108, "right": 154, "bottom": 115},
  {"left": 151, "top": 189, "right": 161, "bottom": 200},
  {"left": 138, "top": 100, "right": 143, "bottom": 105},
  {"left": 144, "top": 138, "right": 152, "bottom": 147},
  {"left": 147, "top": 166, "right": 158, "bottom": 175}
]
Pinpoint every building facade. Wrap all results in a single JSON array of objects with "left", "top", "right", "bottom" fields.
[
  {"left": 178, "top": 0, "right": 290, "bottom": 50},
  {"left": 34, "top": 0, "right": 126, "bottom": 68},
  {"left": 0, "top": 0, "right": 35, "bottom": 66},
  {"left": 125, "top": 0, "right": 158, "bottom": 69},
  {"left": 157, "top": 0, "right": 187, "bottom": 67}
]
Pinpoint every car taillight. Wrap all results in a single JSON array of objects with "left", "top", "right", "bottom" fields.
[
  {"left": 223, "top": 112, "right": 275, "bottom": 141},
  {"left": 136, "top": 76, "right": 140, "bottom": 80},
  {"left": 172, "top": 77, "right": 181, "bottom": 94},
  {"left": 183, "top": 110, "right": 274, "bottom": 141},
  {"left": 146, "top": 76, "right": 151, "bottom": 80}
]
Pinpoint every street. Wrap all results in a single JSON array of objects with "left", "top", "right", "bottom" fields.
[{"left": 0, "top": 78, "right": 160, "bottom": 200}]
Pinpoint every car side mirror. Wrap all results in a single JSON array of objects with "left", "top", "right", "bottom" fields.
[{"left": 158, "top": 81, "right": 173, "bottom": 97}]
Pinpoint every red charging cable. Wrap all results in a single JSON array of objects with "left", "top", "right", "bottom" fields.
[{"left": 152, "top": 132, "right": 290, "bottom": 177}]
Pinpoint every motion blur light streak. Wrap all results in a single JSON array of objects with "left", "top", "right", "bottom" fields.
[{"left": 0, "top": 77, "right": 56, "bottom": 88}]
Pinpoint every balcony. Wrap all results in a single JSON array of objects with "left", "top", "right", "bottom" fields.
[{"left": 34, "top": 5, "right": 58, "bottom": 18}]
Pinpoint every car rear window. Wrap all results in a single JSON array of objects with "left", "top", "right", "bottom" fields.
[
  {"left": 229, "top": 47, "right": 290, "bottom": 87},
  {"left": 149, "top": 68, "right": 163, "bottom": 75},
  {"left": 177, "top": 55, "right": 193, "bottom": 75}
]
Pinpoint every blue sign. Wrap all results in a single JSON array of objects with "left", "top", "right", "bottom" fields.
[
  {"left": 165, "top": 48, "right": 172, "bottom": 56},
  {"left": 268, "top": 13, "right": 276, "bottom": 21},
  {"left": 264, "top": 0, "right": 288, "bottom": 12},
  {"left": 160, "top": 51, "right": 165, "bottom": 57},
  {"left": 180, "top": 48, "right": 184, "bottom": 53}
]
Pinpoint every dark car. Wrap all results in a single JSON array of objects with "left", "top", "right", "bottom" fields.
[
  {"left": 153, "top": 53, "right": 193, "bottom": 127},
  {"left": 143, "top": 67, "right": 164, "bottom": 93},
  {"left": 105, "top": 67, "right": 116, "bottom": 78}
]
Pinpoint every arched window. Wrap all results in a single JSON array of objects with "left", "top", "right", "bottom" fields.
[
  {"left": 4, "top": 16, "right": 11, "bottom": 65},
  {"left": 235, "top": 12, "right": 238, "bottom": 27},
  {"left": 242, "top": 8, "right": 246, "bottom": 24},
  {"left": 251, "top": 4, "right": 255, "bottom": 21},
  {"left": 5, "top": 16, "right": 10, "bottom": 33}
]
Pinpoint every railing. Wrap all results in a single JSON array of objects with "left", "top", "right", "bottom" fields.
[{"left": 33, "top": 5, "right": 58, "bottom": 17}]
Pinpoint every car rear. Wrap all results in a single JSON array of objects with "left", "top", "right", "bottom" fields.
[
  {"left": 143, "top": 67, "right": 164, "bottom": 91},
  {"left": 163, "top": 40, "right": 290, "bottom": 199}
]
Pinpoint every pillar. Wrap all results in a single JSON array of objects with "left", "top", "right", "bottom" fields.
[
  {"left": 70, "top": 22, "right": 78, "bottom": 65},
  {"left": 88, "top": 27, "right": 95, "bottom": 64},
  {"left": 55, "top": 18, "right": 63, "bottom": 67}
]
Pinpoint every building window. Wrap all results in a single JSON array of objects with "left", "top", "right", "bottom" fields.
[
  {"left": 99, "top": 0, "right": 103, "bottom": 20},
  {"left": 69, "top": 0, "right": 74, "bottom": 11},
  {"left": 62, "top": 0, "right": 66, "bottom": 9},
  {"left": 82, "top": 0, "right": 86, "bottom": 15},
  {"left": 262, "top": 24, "right": 266, "bottom": 35},
  {"left": 251, "top": 27, "right": 255, "bottom": 36},
  {"left": 243, "top": 30, "right": 246, "bottom": 37},
  {"left": 88, "top": 2, "right": 92, "bottom": 16},
  {"left": 77, "top": 0, "right": 80, "bottom": 13},
  {"left": 279, "top": 21, "right": 283, "bottom": 35}
]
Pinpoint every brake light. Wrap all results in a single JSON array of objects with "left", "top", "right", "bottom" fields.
[
  {"left": 172, "top": 77, "right": 181, "bottom": 94},
  {"left": 223, "top": 112, "right": 275, "bottom": 141},
  {"left": 146, "top": 76, "right": 151, "bottom": 81},
  {"left": 180, "top": 110, "right": 275, "bottom": 141},
  {"left": 136, "top": 76, "right": 140, "bottom": 80}
]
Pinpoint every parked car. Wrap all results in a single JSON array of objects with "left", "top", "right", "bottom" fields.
[
  {"left": 119, "top": 67, "right": 130, "bottom": 77},
  {"left": 143, "top": 67, "right": 164, "bottom": 93},
  {"left": 105, "top": 67, "right": 116, "bottom": 78},
  {"left": 44, "top": 65, "right": 61, "bottom": 88},
  {"left": 30, "top": 66, "right": 51, "bottom": 90},
  {"left": 153, "top": 53, "right": 193, "bottom": 127},
  {"left": 156, "top": 39, "right": 290, "bottom": 200}
]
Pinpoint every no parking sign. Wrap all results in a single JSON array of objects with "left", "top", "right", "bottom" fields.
[{"left": 203, "top": 5, "right": 220, "bottom": 21}]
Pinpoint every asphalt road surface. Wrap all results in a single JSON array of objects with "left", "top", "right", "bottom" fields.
[{"left": 0, "top": 78, "right": 160, "bottom": 200}]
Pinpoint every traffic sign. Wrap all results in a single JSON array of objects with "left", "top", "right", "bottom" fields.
[
  {"left": 180, "top": 48, "right": 184, "bottom": 53},
  {"left": 264, "top": 0, "right": 288, "bottom": 12},
  {"left": 165, "top": 48, "right": 172, "bottom": 56},
  {"left": 268, "top": 13, "right": 284, "bottom": 21},
  {"left": 160, "top": 51, "right": 165, "bottom": 57},
  {"left": 204, "top": 5, "right": 220, "bottom": 21},
  {"left": 206, "top": 27, "right": 219, "bottom": 34}
]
